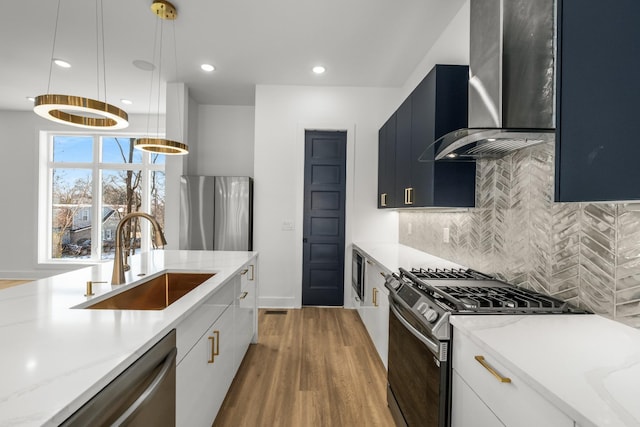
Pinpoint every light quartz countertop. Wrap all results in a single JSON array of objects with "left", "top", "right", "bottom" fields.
[
  {"left": 0, "top": 250, "right": 256, "bottom": 427},
  {"left": 352, "top": 242, "right": 465, "bottom": 273},
  {"left": 355, "top": 242, "right": 640, "bottom": 427},
  {"left": 452, "top": 315, "right": 640, "bottom": 427}
]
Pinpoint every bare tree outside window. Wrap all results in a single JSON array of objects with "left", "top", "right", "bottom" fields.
[
  {"left": 51, "top": 170, "right": 92, "bottom": 258},
  {"left": 47, "top": 134, "right": 165, "bottom": 262}
]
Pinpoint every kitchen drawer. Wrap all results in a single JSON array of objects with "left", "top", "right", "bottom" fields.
[
  {"left": 176, "top": 280, "right": 235, "bottom": 363},
  {"left": 452, "top": 332, "right": 574, "bottom": 427}
]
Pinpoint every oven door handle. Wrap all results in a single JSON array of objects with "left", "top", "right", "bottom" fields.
[{"left": 390, "top": 303, "right": 440, "bottom": 357}]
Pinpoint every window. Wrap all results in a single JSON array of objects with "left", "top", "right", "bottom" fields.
[{"left": 40, "top": 133, "right": 166, "bottom": 262}]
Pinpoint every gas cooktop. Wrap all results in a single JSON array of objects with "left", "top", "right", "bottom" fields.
[{"left": 399, "top": 267, "right": 589, "bottom": 315}]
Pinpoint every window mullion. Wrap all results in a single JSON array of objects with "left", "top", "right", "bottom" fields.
[{"left": 93, "top": 136, "right": 102, "bottom": 261}]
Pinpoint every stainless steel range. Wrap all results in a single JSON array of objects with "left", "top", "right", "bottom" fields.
[{"left": 385, "top": 267, "right": 590, "bottom": 427}]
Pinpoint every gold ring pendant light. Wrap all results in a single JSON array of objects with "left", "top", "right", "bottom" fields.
[
  {"left": 33, "top": 0, "right": 129, "bottom": 130},
  {"left": 134, "top": 0, "right": 188, "bottom": 155}
]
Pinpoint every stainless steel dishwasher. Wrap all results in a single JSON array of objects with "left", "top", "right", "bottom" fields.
[{"left": 61, "top": 329, "right": 177, "bottom": 427}]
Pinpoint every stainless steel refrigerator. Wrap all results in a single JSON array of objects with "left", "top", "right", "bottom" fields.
[{"left": 179, "top": 176, "right": 253, "bottom": 251}]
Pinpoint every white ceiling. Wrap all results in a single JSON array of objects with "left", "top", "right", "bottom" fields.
[{"left": 1, "top": 0, "right": 466, "bottom": 113}]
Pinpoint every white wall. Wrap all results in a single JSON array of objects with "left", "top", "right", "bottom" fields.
[
  {"left": 251, "top": 0, "right": 470, "bottom": 308},
  {"left": 253, "top": 85, "right": 399, "bottom": 308},
  {"left": 0, "top": 112, "right": 154, "bottom": 278},
  {"left": 193, "top": 105, "right": 255, "bottom": 176}
]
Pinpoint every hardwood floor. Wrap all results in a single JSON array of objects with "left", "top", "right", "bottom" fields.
[
  {"left": 0, "top": 280, "right": 31, "bottom": 290},
  {"left": 213, "top": 307, "right": 395, "bottom": 427}
]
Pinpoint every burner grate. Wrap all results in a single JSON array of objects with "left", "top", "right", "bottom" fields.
[
  {"left": 438, "top": 286, "right": 566, "bottom": 311},
  {"left": 410, "top": 267, "right": 493, "bottom": 280}
]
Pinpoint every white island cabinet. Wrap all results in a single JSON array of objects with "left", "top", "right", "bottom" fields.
[{"left": 176, "top": 259, "right": 257, "bottom": 426}]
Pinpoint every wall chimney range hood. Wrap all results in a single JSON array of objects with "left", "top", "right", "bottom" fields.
[{"left": 423, "top": 0, "right": 556, "bottom": 161}]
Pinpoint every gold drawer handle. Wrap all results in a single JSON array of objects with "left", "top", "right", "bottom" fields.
[
  {"left": 381, "top": 193, "right": 387, "bottom": 207},
  {"left": 208, "top": 330, "right": 220, "bottom": 364},
  {"left": 404, "top": 187, "right": 414, "bottom": 205},
  {"left": 379, "top": 272, "right": 386, "bottom": 277},
  {"left": 373, "top": 288, "right": 379, "bottom": 307},
  {"left": 240, "top": 268, "right": 249, "bottom": 275},
  {"left": 239, "top": 291, "right": 249, "bottom": 300},
  {"left": 475, "top": 355, "right": 511, "bottom": 383},
  {"left": 249, "top": 264, "right": 255, "bottom": 281}
]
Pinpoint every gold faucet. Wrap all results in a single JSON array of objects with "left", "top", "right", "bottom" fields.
[{"left": 111, "top": 212, "right": 167, "bottom": 285}]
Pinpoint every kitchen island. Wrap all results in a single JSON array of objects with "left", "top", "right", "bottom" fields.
[{"left": 0, "top": 250, "right": 257, "bottom": 427}]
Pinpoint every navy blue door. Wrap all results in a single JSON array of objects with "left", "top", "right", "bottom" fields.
[{"left": 302, "top": 131, "right": 346, "bottom": 306}]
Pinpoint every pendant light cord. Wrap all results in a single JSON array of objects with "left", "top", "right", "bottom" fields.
[
  {"left": 146, "top": 16, "right": 161, "bottom": 137},
  {"left": 100, "top": 0, "right": 107, "bottom": 103},
  {"left": 47, "top": 0, "right": 62, "bottom": 94},
  {"left": 156, "top": 21, "right": 163, "bottom": 138},
  {"left": 171, "top": 20, "right": 184, "bottom": 142}
]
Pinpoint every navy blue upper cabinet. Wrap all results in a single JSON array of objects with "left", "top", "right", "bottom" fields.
[
  {"left": 378, "top": 64, "right": 475, "bottom": 208},
  {"left": 555, "top": 0, "right": 640, "bottom": 202},
  {"left": 378, "top": 114, "right": 396, "bottom": 208}
]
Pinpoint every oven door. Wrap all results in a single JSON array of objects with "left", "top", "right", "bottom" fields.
[{"left": 388, "top": 297, "right": 450, "bottom": 427}]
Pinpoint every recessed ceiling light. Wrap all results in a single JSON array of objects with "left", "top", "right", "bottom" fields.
[
  {"left": 121, "top": 99, "right": 133, "bottom": 105},
  {"left": 201, "top": 64, "right": 215, "bottom": 72},
  {"left": 312, "top": 66, "right": 326, "bottom": 74},
  {"left": 53, "top": 59, "right": 71, "bottom": 68}
]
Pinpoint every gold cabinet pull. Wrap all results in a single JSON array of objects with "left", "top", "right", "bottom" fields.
[
  {"left": 208, "top": 330, "right": 220, "bottom": 364},
  {"left": 404, "top": 187, "right": 414, "bottom": 205},
  {"left": 475, "top": 355, "right": 511, "bottom": 383},
  {"left": 366, "top": 260, "right": 373, "bottom": 265},
  {"left": 239, "top": 291, "right": 248, "bottom": 300},
  {"left": 379, "top": 272, "right": 386, "bottom": 277},
  {"left": 373, "top": 288, "right": 379, "bottom": 307},
  {"left": 249, "top": 264, "right": 255, "bottom": 281},
  {"left": 381, "top": 193, "right": 387, "bottom": 207},
  {"left": 240, "top": 268, "right": 249, "bottom": 276}
]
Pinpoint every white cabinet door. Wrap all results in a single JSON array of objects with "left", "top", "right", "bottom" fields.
[
  {"left": 175, "top": 280, "right": 235, "bottom": 364},
  {"left": 451, "top": 369, "right": 505, "bottom": 427},
  {"left": 452, "top": 331, "right": 574, "bottom": 427},
  {"left": 234, "top": 262, "right": 256, "bottom": 372},
  {"left": 177, "top": 304, "right": 235, "bottom": 427},
  {"left": 372, "top": 285, "right": 389, "bottom": 368},
  {"left": 363, "top": 259, "right": 390, "bottom": 368}
]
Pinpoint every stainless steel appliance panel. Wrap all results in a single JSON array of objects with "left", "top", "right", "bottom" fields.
[
  {"left": 388, "top": 297, "right": 449, "bottom": 427},
  {"left": 179, "top": 176, "right": 253, "bottom": 251},
  {"left": 179, "top": 176, "right": 215, "bottom": 250},
  {"left": 352, "top": 249, "right": 365, "bottom": 302},
  {"left": 214, "top": 176, "right": 253, "bottom": 251},
  {"left": 61, "top": 329, "right": 177, "bottom": 427}
]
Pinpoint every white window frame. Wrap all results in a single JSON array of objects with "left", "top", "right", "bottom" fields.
[{"left": 38, "top": 131, "right": 165, "bottom": 264}]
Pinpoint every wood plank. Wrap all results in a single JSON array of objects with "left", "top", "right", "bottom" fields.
[{"left": 214, "top": 307, "right": 395, "bottom": 426}]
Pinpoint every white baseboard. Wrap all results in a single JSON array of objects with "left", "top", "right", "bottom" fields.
[{"left": 258, "top": 296, "right": 299, "bottom": 309}]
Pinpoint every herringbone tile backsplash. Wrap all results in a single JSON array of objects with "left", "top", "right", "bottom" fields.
[{"left": 399, "top": 142, "right": 640, "bottom": 327}]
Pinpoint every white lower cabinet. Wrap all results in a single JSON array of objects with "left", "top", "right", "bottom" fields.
[
  {"left": 177, "top": 304, "right": 234, "bottom": 426},
  {"left": 451, "top": 369, "right": 504, "bottom": 427},
  {"left": 452, "top": 330, "right": 575, "bottom": 427},
  {"left": 359, "top": 257, "right": 390, "bottom": 368},
  {"left": 175, "top": 258, "right": 258, "bottom": 427},
  {"left": 233, "top": 263, "right": 256, "bottom": 372}
]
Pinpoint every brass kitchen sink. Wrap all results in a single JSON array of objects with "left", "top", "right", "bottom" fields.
[{"left": 86, "top": 272, "right": 215, "bottom": 310}]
